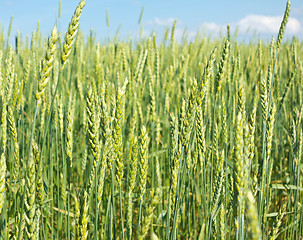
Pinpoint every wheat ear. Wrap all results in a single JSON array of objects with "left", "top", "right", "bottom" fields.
[
  {"left": 79, "top": 190, "right": 89, "bottom": 240},
  {"left": 233, "top": 111, "right": 244, "bottom": 233},
  {"left": 138, "top": 190, "right": 160, "bottom": 240},
  {"left": 35, "top": 26, "right": 58, "bottom": 106},
  {"left": 245, "top": 190, "right": 261, "bottom": 240},
  {"left": 276, "top": 0, "right": 290, "bottom": 48},
  {"left": 138, "top": 125, "right": 149, "bottom": 228},
  {"left": 8, "top": 106, "right": 20, "bottom": 184},
  {"left": 86, "top": 87, "right": 100, "bottom": 196},
  {"left": 25, "top": 151, "right": 36, "bottom": 239},
  {"left": 127, "top": 136, "right": 138, "bottom": 239},
  {"left": 214, "top": 38, "right": 230, "bottom": 97},
  {"left": 61, "top": 0, "right": 86, "bottom": 71}
]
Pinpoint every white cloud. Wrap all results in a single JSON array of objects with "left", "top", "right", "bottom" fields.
[
  {"left": 237, "top": 15, "right": 301, "bottom": 34},
  {"left": 140, "top": 29, "right": 150, "bottom": 38},
  {"left": 145, "top": 18, "right": 182, "bottom": 27},
  {"left": 144, "top": 13, "right": 302, "bottom": 42},
  {"left": 154, "top": 17, "right": 176, "bottom": 26},
  {"left": 201, "top": 22, "right": 223, "bottom": 33},
  {"left": 174, "top": 28, "right": 197, "bottom": 41},
  {"left": 198, "top": 15, "right": 302, "bottom": 37}
]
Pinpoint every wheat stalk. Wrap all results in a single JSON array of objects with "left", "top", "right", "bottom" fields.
[{"left": 0, "top": 153, "right": 6, "bottom": 215}]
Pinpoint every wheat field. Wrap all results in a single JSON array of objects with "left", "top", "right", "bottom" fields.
[{"left": 0, "top": 0, "right": 303, "bottom": 239}]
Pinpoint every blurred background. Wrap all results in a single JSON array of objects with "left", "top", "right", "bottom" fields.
[{"left": 0, "top": 0, "right": 302, "bottom": 43}]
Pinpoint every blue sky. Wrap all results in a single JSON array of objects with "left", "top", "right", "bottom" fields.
[{"left": 0, "top": 0, "right": 302, "bottom": 42}]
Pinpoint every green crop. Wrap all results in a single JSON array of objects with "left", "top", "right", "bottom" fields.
[{"left": 0, "top": 0, "right": 302, "bottom": 239}]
